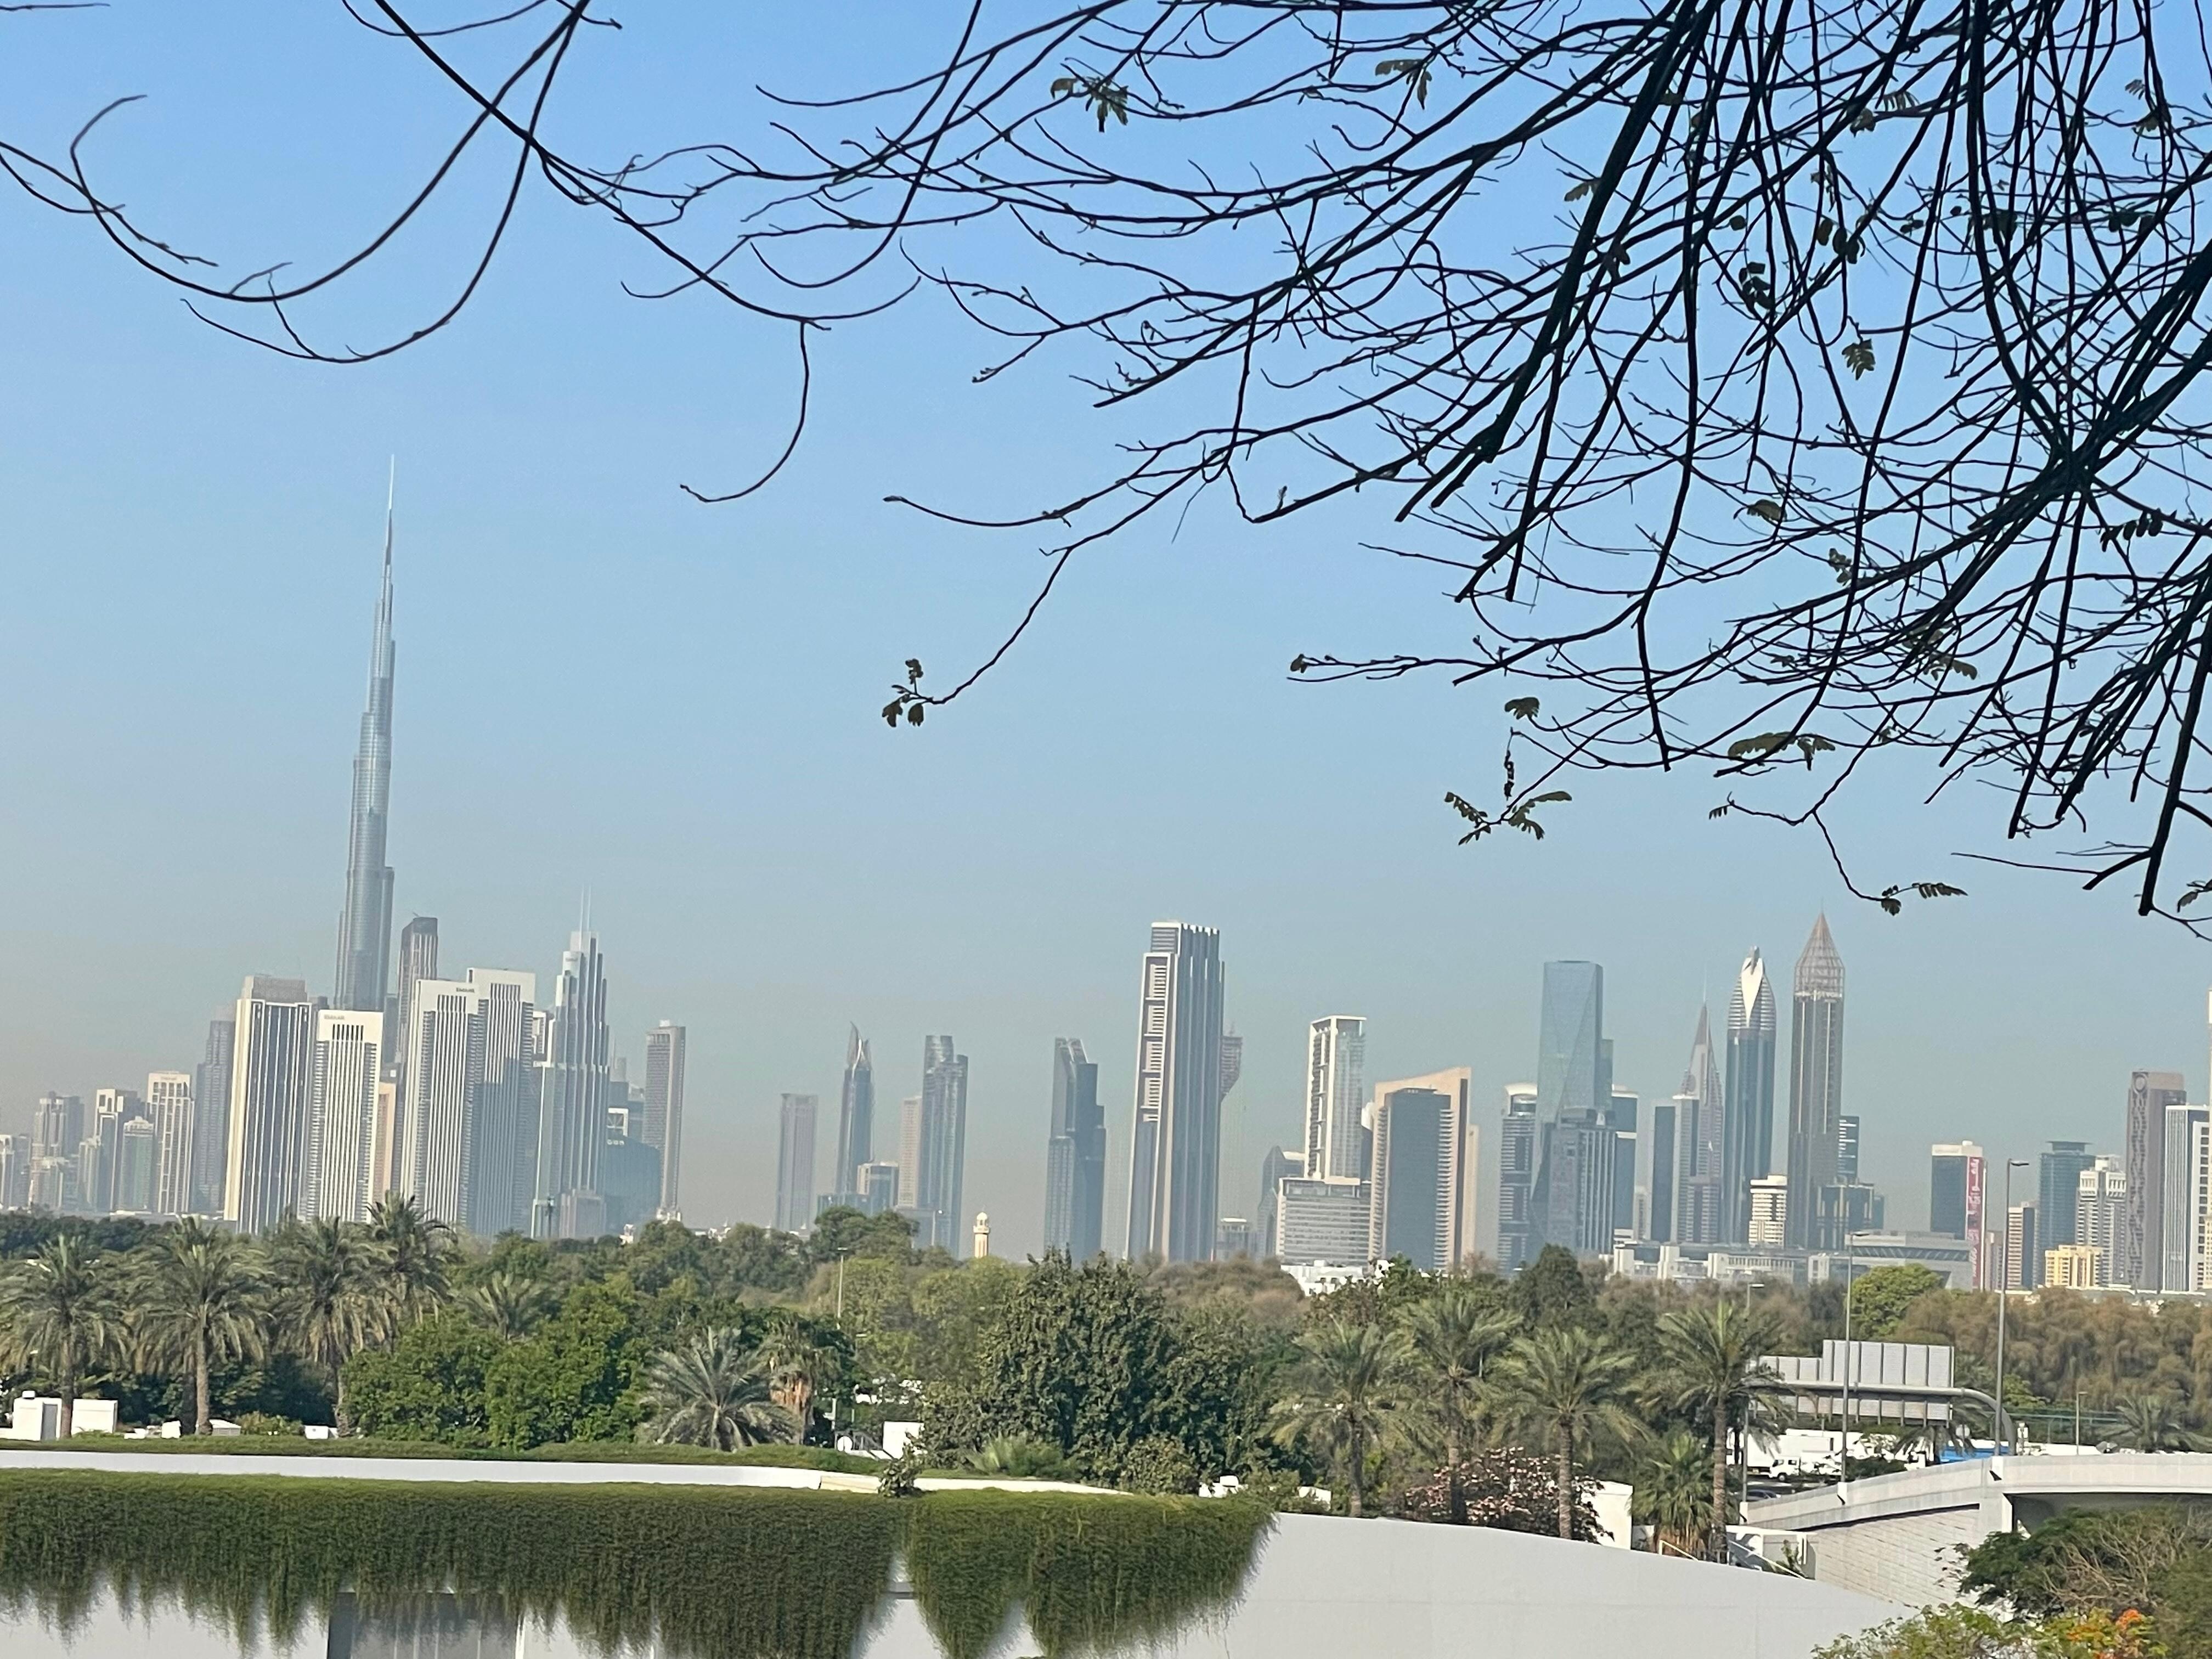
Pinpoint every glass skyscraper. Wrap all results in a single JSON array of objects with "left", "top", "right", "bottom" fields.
[{"left": 1784, "top": 916, "right": 1846, "bottom": 1250}]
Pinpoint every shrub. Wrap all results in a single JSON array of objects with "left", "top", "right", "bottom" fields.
[
  {"left": 1120, "top": 1435, "right": 1200, "bottom": 1495},
  {"left": 1396, "top": 1447, "right": 1603, "bottom": 1540}
]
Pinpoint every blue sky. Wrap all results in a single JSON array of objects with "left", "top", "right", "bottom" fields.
[{"left": 2, "top": 2, "right": 2206, "bottom": 1253}]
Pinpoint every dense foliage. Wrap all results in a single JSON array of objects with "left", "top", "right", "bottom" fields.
[{"left": 0, "top": 1470, "right": 1266, "bottom": 1659}]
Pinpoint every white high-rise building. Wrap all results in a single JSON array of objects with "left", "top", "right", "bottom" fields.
[
  {"left": 2078, "top": 1156, "right": 2128, "bottom": 1267},
  {"left": 146, "top": 1071, "right": 195, "bottom": 1217},
  {"left": 644, "top": 1022, "right": 687, "bottom": 1216},
  {"left": 534, "top": 932, "right": 609, "bottom": 1239},
  {"left": 309, "top": 1010, "right": 384, "bottom": 1224},
  {"left": 400, "top": 969, "right": 537, "bottom": 1233},
  {"left": 2163, "top": 1103, "right": 2210, "bottom": 1291},
  {"left": 224, "top": 975, "right": 320, "bottom": 1234},
  {"left": 1305, "top": 1015, "right": 1368, "bottom": 1182},
  {"left": 2190, "top": 1117, "right": 2212, "bottom": 1292},
  {"left": 1747, "top": 1175, "right": 1790, "bottom": 1247},
  {"left": 1276, "top": 1176, "right": 1372, "bottom": 1265},
  {"left": 1126, "top": 921, "right": 1227, "bottom": 1262}
]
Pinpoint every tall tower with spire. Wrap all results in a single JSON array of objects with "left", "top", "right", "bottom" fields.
[
  {"left": 1723, "top": 949, "right": 1778, "bottom": 1241},
  {"left": 334, "top": 476, "right": 397, "bottom": 1013},
  {"left": 1785, "top": 916, "right": 1847, "bottom": 1249}
]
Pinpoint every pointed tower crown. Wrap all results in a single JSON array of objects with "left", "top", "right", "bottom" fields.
[
  {"left": 1793, "top": 913, "right": 1846, "bottom": 998},
  {"left": 1729, "top": 949, "right": 1777, "bottom": 1035}
]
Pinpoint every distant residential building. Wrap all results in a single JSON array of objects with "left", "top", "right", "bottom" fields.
[
  {"left": 1367, "top": 1069, "right": 1472, "bottom": 1271},
  {"left": 2191, "top": 1118, "right": 2212, "bottom": 1293},
  {"left": 1305, "top": 1016, "right": 1368, "bottom": 1181},
  {"left": 1784, "top": 919, "right": 1845, "bottom": 1252},
  {"left": 1607, "top": 1074, "right": 1638, "bottom": 1241},
  {"left": 146, "top": 1072, "right": 194, "bottom": 1217},
  {"left": 775, "top": 1094, "right": 819, "bottom": 1234},
  {"left": 2077, "top": 1156, "right": 2127, "bottom": 1267},
  {"left": 896, "top": 1096, "right": 923, "bottom": 1209},
  {"left": 534, "top": 931, "right": 610, "bottom": 1240},
  {"left": 1043, "top": 1037, "right": 1104, "bottom": 1259},
  {"left": 644, "top": 1022, "right": 687, "bottom": 1216},
  {"left": 599, "top": 1114, "right": 664, "bottom": 1235},
  {"left": 1929, "top": 1142, "right": 1986, "bottom": 1243},
  {"left": 32, "top": 1092, "right": 82, "bottom": 1164},
  {"left": 0, "top": 1137, "right": 22, "bottom": 1210},
  {"left": 1673, "top": 1009, "right": 1726, "bottom": 1246},
  {"left": 1837, "top": 1115, "right": 1861, "bottom": 1184},
  {"left": 1725, "top": 950, "right": 1778, "bottom": 1242},
  {"left": 191, "top": 1017, "right": 235, "bottom": 1215},
  {"left": 1257, "top": 1145, "right": 1305, "bottom": 1259},
  {"left": 391, "top": 916, "right": 439, "bottom": 1086},
  {"left": 224, "top": 976, "right": 320, "bottom": 1234},
  {"left": 914, "top": 1036, "right": 969, "bottom": 1253},
  {"left": 1126, "top": 921, "right": 1228, "bottom": 1262},
  {"left": 310, "top": 1009, "right": 384, "bottom": 1224},
  {"left": 113, "top": 1118, "right": 159, "bottom": 1215},
  {"left": 2046, "top": 1243, "right": 2107, "bottom": 1290},
  {"left": 1216, "top": 1217, "right": 1257, "bottom": 1258},
  {"left": 1747, "top": 1176, "right": 1790, "bottom": 1248},
  {"left": 2039, "top": 1141, "right": 2097, "bottom": 1248},
  {"left": 401, "top": 970, "right": 537, "bottom": 1234},
  {"left": 27, "top": 1157, "right": 70, "bottom": 1212},
  {"left": 1276, "top": 1176, "right": 1371, "bottom": 1265},
  {"left": 2006, "top": 1203, "right": 2040, "bottom": 1291},
  {"left": 1815, "top": 1182, "right": 1886, "bottom": 1244},
  {"left": 2124, "top": 1069, "right": 2188, "bottom": 1289},
  {"left": 2163, "top": 1103, "right": 2209, "bottom": 1291},
  {"left": 84, "top": 1090, "right": 140, "bottom": 1215},
  {"left": 1496, "top": 1086, "right": 1538, "bottom": 1270}
]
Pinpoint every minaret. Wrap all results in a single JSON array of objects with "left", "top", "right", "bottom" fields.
[{"left": 334, "top": 473, "right": 397, "bottom": 1013}]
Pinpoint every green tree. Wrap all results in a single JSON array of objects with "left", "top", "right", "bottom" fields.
[
  {"left": 268, "top": 1217, "right": 384, "bottom": 1432},
  {"left": 807, "top": 1206, "right": 918, "bottom": 1267},
  {"left": 366, "top": 1194, "right": 455, "bottom": 1326},
  {"left": 341, "top": 1311, "right": 501, "bottom": 1446},
  {"left": 1649, "top": 1302, "right": 1790, "bottom": 1559},
  {"left": 1633, "top": 1430, "right": 1717, "bottom": 1558},
  {"left": 459, "top": 1271, "right": 558, "bottom": 1341},
  {"left": 752, "top": 1309, "right": 845, "bottom": 1430},
  {"left": 1392, "top": 1280, "right": 1517, "bottom": 1521},
  {"left": 1849, "top": 1265, "right": 1945, "bottom": 1340},
  {"left": 1510, "top": 1246, "right": 1596, "bottom": 1330},
  {"left": 635, "top": 1328, "right": 795, "bottom": 1450},
  {"left": 130, "top": 1220, "right": 265, "bottom": 1436},
  {"left": 0, "top": 1235, "right": 121, "bottom": 1436},
  {"left": 1269, "top": 1318, "right": 1407, "bottom": 1518},
  {"left": 2113, "top": 1393, "right": 2207, "bottom": 1453},
  {"left": 484, "top": 1278, "right": 645, "bottom": 1448},
  {"left": 1488, "top": 1326, "right": 1641, "bottom": 1540}
]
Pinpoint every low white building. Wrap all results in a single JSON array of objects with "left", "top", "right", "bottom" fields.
[{"left": 3, "top": 1394, "right": 120, "bottom": 1439}]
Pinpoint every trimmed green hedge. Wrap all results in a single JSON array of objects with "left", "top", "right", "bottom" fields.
[
  {"left": 0, "top": 1437, "right": 882, "bottom": 1474},
  {"left": 0, "top": 1471, "right": 1271, "bottom": 1659}
]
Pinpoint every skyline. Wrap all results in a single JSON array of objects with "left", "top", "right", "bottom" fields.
[{"left": 13, "top": 14, "right": 2212, "bottom": 1259}]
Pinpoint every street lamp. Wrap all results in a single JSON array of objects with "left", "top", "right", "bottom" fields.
[{"left": 1993, "top": 1160, "right": 2030, "bottom": 1453}]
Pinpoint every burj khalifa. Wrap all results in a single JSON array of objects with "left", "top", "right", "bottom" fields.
[{"left": 334, "top": 479, "right": 397, "bottom": 1014}]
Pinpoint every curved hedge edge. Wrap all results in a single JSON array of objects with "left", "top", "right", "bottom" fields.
[{"left": 899, "top": 1493, "right": 1273, "bottom": 1659}]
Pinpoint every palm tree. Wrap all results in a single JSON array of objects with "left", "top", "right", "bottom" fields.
[
  {"left": 2112, "top": 1392, "right": 2207, "bottom": 1452},
  {"left": 1648, "top": 1301, "right": 1790, "bottom": 1560},
  {"left": 1487, "top": 1326, "right": 1642, "bottom": 1540},
  {"left": 1392, "top": 1283, "right": 1517, "bottom": 1522},
  {"left": 1633, "top": 1430, "right": 1716, "bottom": 1557},
  {"left": 459, "top": 1271, "right": 557, "bottom": 1340},
  {"left": 636, "top": 1329, "right": 796, "bottom": 1450},
  {"left": 0, "top": 1236, "right": 121, "bottom": 1436},
  {"left": 1269, "top": 1318, "right": 1406, "bottom": 1518},
  {"left": 753, "top": 1311, "right": 840, "bottom": 1429},
  {"left": 131, "top": 1220, "right": 265, "bottom": 1436},
  {"left": 268, "top": 1217, "right": 385, "bottom": 1432},
  {"left": 366, "top": 1194, "right": 454, "bottom": 1327}
]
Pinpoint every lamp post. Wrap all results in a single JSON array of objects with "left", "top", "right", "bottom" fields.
[{"left": 1995, "top": 1160, "right": 2029, "bottom": 1453}]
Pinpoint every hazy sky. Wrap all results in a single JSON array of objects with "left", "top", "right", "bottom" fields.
[{"left": 4, "top": 4, "right": 2208, "bottom": 1255}]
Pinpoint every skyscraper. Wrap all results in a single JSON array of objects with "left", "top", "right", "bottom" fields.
[
  {"left": 831, "top": 1025, "right": 873, "bottom": 1204},
  {"left": 191, "top": 1016, "right": 235, "bottom": 1215},
  {"left": 896, "top": 1096, "right": 923, "bottom": 1209},
  {"left": 775, "top": 1093, "right": 819, "bottom": 1233},
  {"left": 334, "top": 488, "right": 397, "bottom": 1016},
  {"left": 2078, "top": 1156, "right": 2127, "bottom": 1266},
  {"left": 114, "top": 1118, "right": 159, "bottom": 1215},
  {"left": 147, "top": 1071, "right": 194, "bottom": 1217},
  {"left": 644, "top": 1021, "right": 687, "bottom": 1216},
  {"left": 400, "top": 969, "right": 536, "bottom": 1233},
  {"left": 224, "top": 975, "right": 320, "bottom": 1234},
  {"left": 2124, "top": 1069, "right": 2188, "bottom": 1289},
  {"left": 1645, "top": 1097, "right": 1677, "bottom": 1243},
  {"left": 915, "top": 1036, "right": 969, "bottom": 1251},
  {"left": 2164, "top": 1103, "right": 2210, "bottom": 1291},
  {"left": 1724, "top": 949, "right": 1778, "bottom": 1240},
  {"left": 1784, "top": 917, "right": 1846, "bottom": 1251},
  {"left": 1367, "top": 1069, "right": 1472, "bottom": 1271},
  {"left": 2039, "top": 1141, "right": 2097, "bottom": 1248},
  {"left": 1672, "top": 1008, "right": 1726, "bottom": 1245},
  {"left": 1125, "top": 922, "right": 1227, "bottom": 1262},
  {"left": 1496, "top": 1086, "right": 1539, "bottom": 1269},
  {"left": 1532, "top": 962, "right": 1607, "bottom": 1253},
  {"left": 1257, "top": 1144, "right": 1305, "bottom": 1259},
  {"left": 1043, "top": 1037, "right": 1104, "bottom": 1259},
  {"left": 391, "top": 916, "right": 439, "bottom": 1071},
  {"left": 534, "top": 930, "right": 610, "bottom": 1239},
  {"left": 1536, "top": 963, "right": 1604, "bottom": 1122},
  {"left": 311, "top": 1009, "right": 384, "bottom": 1223},
  {"left": 1930, "top": 1141, "right": 1986, "bottom": 1241},
  {"left": 1837, "top": 1115, "right": 1861, "bottom": 1184},
  {"left": 32, "top": 1092, "right": 82, "bottom": 1165},
  {"left": 1305, "top": 1015, "right": 1368, "bottom": 1181}
]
